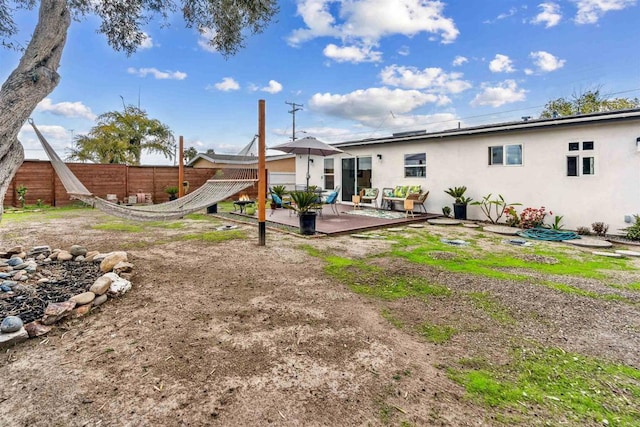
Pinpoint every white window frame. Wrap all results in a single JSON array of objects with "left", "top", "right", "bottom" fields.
[
  {"left": 323, "top": 158, "right": 335, "bottom": 190},
  {"left": 488, "top": 144, "right": 523, "bottom": 166},
  {"left": 566, "top": 141, "right": 596, "bottom": 177},
  {"left": 404, "top": 153, "right": 426, "bottom": 178}
]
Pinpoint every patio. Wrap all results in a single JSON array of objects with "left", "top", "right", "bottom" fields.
[{"left": 257, "top": 203, "right": 440, "bottom": 236}]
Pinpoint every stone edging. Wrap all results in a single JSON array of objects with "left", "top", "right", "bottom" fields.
[{"left": 0, "top": 245, "right": 134, "bottom": 349}]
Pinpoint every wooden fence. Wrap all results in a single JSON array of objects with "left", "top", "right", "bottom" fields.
[{"left": 3, "top": 160, "right": 260, "bottom": 207}]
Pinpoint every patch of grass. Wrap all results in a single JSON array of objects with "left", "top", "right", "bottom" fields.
[
  {"left": 449, "top": 346, "right": 640, "bottom": 425},
  {"left": 144, "top": 221, "right": 185, "bottom": 229},
  {"left": 92, "top": 222, "right": 144, "bottom": 232},
  {"left": 541, "top": 281, "right": 631, "bottom": 303},
  {"left": 468, "top": 292, "right": 514, "bottom": 324},
  {"left": 418, "top": 322, "right": 457, "bottom": 344},
  {"left": 179, "top": 230, "right": 246, "bottom": 242},
  {"left": 380, "top": 308, "right": 404, "bottom": 329},
  {"left": 620, "top": 282, "right": 640, "bottom": 292}
]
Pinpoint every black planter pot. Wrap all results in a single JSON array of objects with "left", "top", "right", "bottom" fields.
[
  {"left": 168, "top": 194, "right": 178, "bottom": 201},
  {"left": 453, "top": 203, "right": 467, "bottom": 220},
  {"left": 299, "top": 212, "right": 317, "bottom": 235}
]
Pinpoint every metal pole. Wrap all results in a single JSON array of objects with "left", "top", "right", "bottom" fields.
[
  {"left": 178, "top": 136, "right": 184, "bottom": 198},
  {"left": 258, "top": 100, "right": 266, "bottom": 246}
]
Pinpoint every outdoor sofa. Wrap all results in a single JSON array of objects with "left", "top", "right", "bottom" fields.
[{"left": 381, "top": 186, "right": 429, "bottom": 213}]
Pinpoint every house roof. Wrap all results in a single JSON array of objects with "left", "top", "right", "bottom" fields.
[
  {"left": 187, "top": 152, "right": 294, "bottom": 166},
  {"left": 334, "top": 108, "right": 640, "bottom": 149}
]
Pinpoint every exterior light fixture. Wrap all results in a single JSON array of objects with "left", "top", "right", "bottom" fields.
[{"left": 377, "top": 154, "right": 382, "bottom": 160}]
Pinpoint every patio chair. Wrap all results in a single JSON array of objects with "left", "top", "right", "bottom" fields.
[
  {"left": 406, "top": 191, "right": 429, "bottom": 213},
  {"left": 359, "top": 188, "right": 379, "bottom": 208},
  {"left": 322, "top": 188, "right": 340, "bottom": 215}
]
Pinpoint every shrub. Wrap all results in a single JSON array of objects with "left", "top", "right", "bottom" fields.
[
  {"left": 503, "top": 206, "right": 520, "bottom": 227},
  {"left": 442, "top": 206, "right": 451, "bottom": 217},
  {"left": 622, "top": 215, "right": 640, "bottom": 241},
  {"left": 576, "top": 226, "right": 591, "bottom": 235},
  {"left": 591, "top": 222, "right": 609, "bottom": 237},
  {"left": 471, "top": 194, "right": 521, "bottom": 224},
  {"left": 16, "top": 184, "right": 27, "bottom": 208},
  {"left": 519, "top": 207, "right": 547, "bottom": 229}
]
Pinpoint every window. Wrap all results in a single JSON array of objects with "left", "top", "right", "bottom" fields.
[
  {"left": 323, "top": 158, "right": 334, "bottom": 190},
  {"left": 488, "top": 144, "right": 522, "bottom": 166},
  {"left": 567, "top": 156, "right": 578, "bottom": 176},
  {"left": 567, "top": 141, "right": 595, "bottom": 176},
  {"left": 404, "top": 153, "right": 426, "bottom": 178}
]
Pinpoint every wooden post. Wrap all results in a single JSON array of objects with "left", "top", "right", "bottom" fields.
[
  {"left": 258, "top": 100, "right": 266, "bottom": 246},
  {"left": 178, "top": 136, "right": 185, "bottom": 198}
]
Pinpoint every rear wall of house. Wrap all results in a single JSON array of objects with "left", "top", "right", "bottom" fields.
[{"left": 299, "top": 120, "right": 640, "bottom": 233}]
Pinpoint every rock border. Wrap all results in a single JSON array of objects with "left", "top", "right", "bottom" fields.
[{"left": 0, "top": 245, "right": 134, "bottom": 349}]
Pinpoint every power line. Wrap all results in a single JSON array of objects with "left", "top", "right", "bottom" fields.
[{"left": 285, "top": 101, "right": 303, "bottom": 141}]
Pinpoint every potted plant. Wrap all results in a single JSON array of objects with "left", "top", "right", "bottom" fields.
[
  {"left": 444, "top": 186, "right": 472, "bottom": 220},
  {"left": 286, "top": 190, "right": 321, "bottom": 235},
  {"left": 165, "top": 185, "right": 179, "bottom": 201}
]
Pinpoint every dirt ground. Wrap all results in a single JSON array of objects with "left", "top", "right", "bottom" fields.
[{"left": 0, "top": 210, "right": 639, "bottom": 426}]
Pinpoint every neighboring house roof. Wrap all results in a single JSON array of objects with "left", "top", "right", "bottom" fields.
[
  {"left": 187, "top": 153, "right": 294, "bottom": 166},
  {"left": 334, "top": 108, "right": 640, "bottom": 149}
]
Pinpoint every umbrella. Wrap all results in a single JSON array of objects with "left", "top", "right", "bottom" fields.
[{"left": 270, "top": 137, "right": 345, "bottom": 190}]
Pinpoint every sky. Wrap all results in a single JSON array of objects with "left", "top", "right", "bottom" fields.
[{"left": 2, "top": 0, "right": 639, "bottom": 165}]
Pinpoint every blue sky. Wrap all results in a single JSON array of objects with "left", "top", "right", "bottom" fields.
[{"left": 2, "top": 0, "right": 639, "bottom": 164}]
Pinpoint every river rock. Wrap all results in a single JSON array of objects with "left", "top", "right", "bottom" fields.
[
  {"left": 0, "top": 285, "right": 11, "bottom": 292},
  {"left": 1, "top": 316, "right": 24, "bottom": 333},
  {"left": 90, "top": 275, "right": 112, "bottom": 295},
  {"left": 105, "top": 272, "right": 132, "bottom": 295},
  {"left": 0, "top": 327, "right": 28, "bottom": 349},
  {"left": 1, "top": 280, "right": 17, "bottom": 288},
  {"left": 70, "top": 292, "right": 95, "bottom": 305},
  {"left": 0, "top": 272, "right": 10, "bottom": 279},
  {"left": 7, "top": 257, "right": 23, "bottom": 267},
  {"left": 56, "top": 251, "right": 73, "bottom": 261},
  {"left": 42, "top": 301, "right": 76, "bottom": 325},
  {"left": 70, "top": 245, "right": 88, "bottom": 257},
  {"left": 24, "top": 321, "right": 52, "bottom": 338},
  {"left": 73, "top": 305, "right": 91, "bottom": 317},
  {"left": 6, "top": 246, "right": 23, "bottom": 255},
  {"left": 93, "top": 294, "right": 108, "bottom": 306},
  {"left": 12, "top": 270, "right": 25, "bottom": 281},
  {"left": 100, "top": 252, "right": 128, "bottom": 272}
]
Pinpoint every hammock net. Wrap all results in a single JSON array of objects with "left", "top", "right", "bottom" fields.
[{"left": 29, "top": 119, "right": 258, "bottom": 221}]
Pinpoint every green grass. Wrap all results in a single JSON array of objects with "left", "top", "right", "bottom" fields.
[
  {"left": 380, "top": 308, "right": 404, "bottom": 329},
  {"left": 541, "top": 281, "right": 632, "bottom": 303},
  {"left": 418, "top": 322, "right": 457, "bottom": 344},
  {"left": 448, "top": 346, "right": 640, "bottom": 426},
  {"left": 468, "top": 292, "right": 514, "bottom": 324},
  {"left": 178, "top": 230, "right": 247, "bottom": 242}
]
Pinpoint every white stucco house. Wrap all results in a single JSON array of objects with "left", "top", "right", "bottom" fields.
[{"left": 296, "top": 108, "right": 640, "bottom": 233}]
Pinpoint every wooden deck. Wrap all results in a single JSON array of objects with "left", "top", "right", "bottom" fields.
[{"left": 258, "top": 203, "right": 440, "bottom": 236}]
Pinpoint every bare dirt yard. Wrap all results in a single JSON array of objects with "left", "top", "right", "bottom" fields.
[{"left": 0, "top": 208, "right": 639, "bottom": 426}]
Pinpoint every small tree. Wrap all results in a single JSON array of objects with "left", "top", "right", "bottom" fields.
[
  {"left": 540, "top": 89, "right": 640, "bottom": 118},
  {"left": 184, "top": 147, "right": 199, "bottom": 163},
  {"left": 16, "top": 185, "right": 27, "bottom": 208}
]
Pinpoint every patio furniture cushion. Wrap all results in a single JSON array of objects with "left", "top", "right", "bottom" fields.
[
  {"left": 408, "top": 185, "right": 421, "bottom": 194},
  {"left": 393, "top": 185, "right": 409, "bottom": 198},
  {"left": 364, "top": 188, "right": 377, "bottom": 198},
  {"left": 271, "top": 193, "right": 283, "bottom": 205},
  {"left": 325, "top": 191, "right": 338, "bottom": 204},
  {"left": 383, "top": 188, "right": 394, "bottom": 197}
]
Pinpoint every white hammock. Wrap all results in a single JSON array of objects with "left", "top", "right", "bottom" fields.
[{"left": 29, "top": 119, "right": 257, "bottom": 221}]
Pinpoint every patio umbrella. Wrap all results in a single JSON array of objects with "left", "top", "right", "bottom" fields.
[{"left": 270, "top": 136, "right": 345, "bottom": 189}]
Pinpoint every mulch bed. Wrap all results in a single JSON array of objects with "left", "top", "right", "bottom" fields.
[{"left": 1, "top": 261, "right": 101, "bottom": 324}]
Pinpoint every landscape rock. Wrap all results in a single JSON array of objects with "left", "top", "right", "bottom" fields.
[
  {"left": 24, "top": 321, "right": 52, "bottom": 338},
  {"left": 70, "top": 292, "right": 96, "bottom": 306},
  {"left": 70, "top": 245, "right": 88, "bottom": 257},
  {"left": 100, "top": 252, "right": 128, "bottom": 272},
  {"left": 6, "top": 246, "right": 23, "bottom": 255},
  {"left": 42, "top": 301, "right": 76, "bottom": 325},
  {"left": 1, "top": 316, "right": 24, "bottom": 333},
  {"left": 28, "top": 246, "right": 51, "bottom": 258},
  {"left": 0, "top": 327, "right": 29, "bottom": 349},
  {"left": 90, "top": 276, "right": 112, "bottom": 295},
  {"left": 56, "top": 251, "right": 73, "bottom": 261},
  {"left": 7, "top": 257, "right": 23, "bottom": 267},
  {"left": 93, "top": 294, "right": 108, "bottom": 306},
  {"left": 73, "top": 305, "right": 91, "bottom": 317},
  {"left": 113, "top": 261, "right": 134, "bottom": 274},
  {"left": 105, "top": 272, "right": 132, "bottom": 295}
]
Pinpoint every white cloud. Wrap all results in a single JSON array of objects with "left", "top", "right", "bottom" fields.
[
  {"left": 139, "top": 32, "right": 154, "bottom": 49},
  {"left": 531, "top": 2, "right": 562, "bottom": 27},
  {"left": 470, "top": 80, "right": 527, "bottom": 107},
  {"left": 489, "top": 54, "right": 515, "bottom": 73},
  {"left": 288, "top": 0, "right": 459, "bottom": 49},
  {"left": 309, "top": 87, "right": 442, "bottom": 127},
  {"left": 484, "top": 7, "right": 518, "bottom": 23},
  {"left": 398, "top": 45, "right": 410, "bottom": 56},
  {"left": 198, "top": 28, "right": 218, "bottom": 53},
  {"left": 36, "top": 98, "right": 97, "bottom": 120},
  {"left": 452, "top": 55, "right": 468, "bottom": 66},
  {"left": 323, "top": 43, "right": 382, "bottom": 63},
  {"left": 211, "top": 77, "right": 240, "bottom": 92},
  {"left": 379, "top": 65, "right": 471, "bottom": 94},
  {"left": 572, "top": 0, "right": 636, "bottom": 24},
  {"left": 127, "top": 67, "right": 187, "bottom": 80},
  {"left": 260, "top": 80, "right": 283, "bottom": 94},
  {"left": 530, "top": 51, "right": 566, "bottom": 72}
]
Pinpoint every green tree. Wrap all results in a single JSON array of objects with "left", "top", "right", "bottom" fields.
[
  {"left": 184, "top": 146, "right": 199, "bottom": 163},
  {"left": 0, "top": 0, "right": 278, "bottom": 221},
  {"left": 68, "top": 105, "right": 175, "bottom": 165},
  {"left": 540, "top": 89, "right": 640, "bottom": 118}
]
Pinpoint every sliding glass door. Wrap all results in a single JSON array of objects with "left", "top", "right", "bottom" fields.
[{"left": 341, "top": 156, "right": 372, "bottom": 202}]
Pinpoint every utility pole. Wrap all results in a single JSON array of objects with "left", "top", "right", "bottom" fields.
[{"left": 286, "top": 101, "right": 303, "bottom": 141}]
